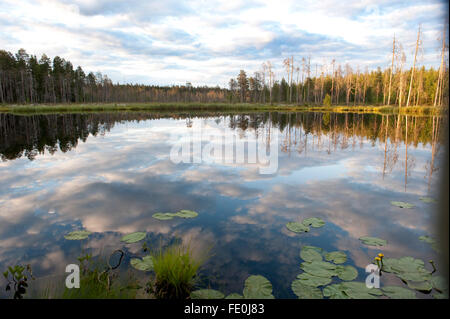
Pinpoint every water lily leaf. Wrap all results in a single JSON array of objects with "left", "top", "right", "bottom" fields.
[
  {"left": 325, "top": 251, "right": 347, "bottom": 264},
  {"left": 340, "top": 282, "right": 383, "bottom": 299},
  {"left": 286, "top": 222, "right": 309, "bottom": 233},
  {"left": 225, "top": 293, "right": 244, "bottom": 299},
  {"left": 64, "top": 230, "right": 91, "bottom": 240},
  {"left": 406, "top": 280, "right": 432, "bottom": 292},
  {"left": 190, "top": 289, "right": 225, "bottom": 299},
  {"left": 300, "top": 261, "right": 337, "bottom": 278},
  {"left": 243, "top": 275, "right": 275, "bottom": 299},
  {"left": 300, "top": 246, "right": 323, "bottom": 262},
  {"left": 419, "top": 197, "right": 437, "bottom": 204},
  {"left": 390, "top": 201, "right": 415, "bottom": 209},
  {"left": 291, "top": 280, "right": 323, "bottom": 299},
  {"left": 323, "top": 284, "right": 350, "bottom": 299},
  {"left": 431, "top": 276, "right": 448, "bottom": 293},
  {"left": 382, "top": 286, "right": 417, "bottom": 299},
  {"left": 382, "top": 257, "right": 431, "bottom": 282},
  {"left": 296, "top": 272, "right": 332, "bottom": 287},
  {"left": 302, "top": 217, "right": 325, "bottom": 228},
  {"left": 359, "top": 236, "right": 387, "bottom": 246},
  {"left": 130, "top": 255, "right": 154, "bottom": 271},
  {"left": 433, "top": 292, "right": 449, "bottom": 299},
  {"left": 174, "top": 210, "right": 198, "bottom": 218},
  {"left": 336, "top": 265, "right": 358, "bottom": 281},
  {"left": 120, "top": 232, "right": 146, "bottom": 244},
  {"left": 419, "top": 235, "right": 435, "bottom": 244},
  {"left": 152, "top": 213, "right": 175, "bottom": 220}
]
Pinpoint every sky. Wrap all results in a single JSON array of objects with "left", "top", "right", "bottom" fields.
[{"left": 0, "top": 0, "right": 448, "bottom": 87}]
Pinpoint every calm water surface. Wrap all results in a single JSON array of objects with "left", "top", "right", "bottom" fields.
[{"left": 0, "top": 112, "right": 445, "bottom": 298}]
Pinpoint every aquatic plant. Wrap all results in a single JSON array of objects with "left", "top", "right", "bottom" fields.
[
  {"left": 152, "top": 210, "right": 199, "bottom": 221},
  {"left": 64, "top": 230, "right": 91, "bottom": 240},
  {"left": 120, "top": 232, "right": 147, "bottom": 244},
  {"left": 151, "top": 244, "right": 204, "bottom": 299},
  {"left": 359, "top": 236, "right": 387, "bottom": 246},
  {"left": 3, "top": 264, "right": 35, "bottom": 299}
]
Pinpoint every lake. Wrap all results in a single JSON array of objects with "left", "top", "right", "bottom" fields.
[{"left": 0, "top": 111, "right": 445, "bottom": 298}]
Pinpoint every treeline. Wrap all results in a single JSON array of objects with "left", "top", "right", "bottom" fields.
[
  {"left": 0, "top": 49, "right": 229, "bottom": 104},
  {"left": 1, "top": 25, "right": 448, "bottom": 107},
  {"left": 229, "top": 26, "right": 448, "bottom": 107}
]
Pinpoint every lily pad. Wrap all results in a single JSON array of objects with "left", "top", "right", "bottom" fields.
[
  {"left": 174, "top": 210, "right": 198, "bottom": 218},
  {"left": 340, "top": 282, "right": 383, "bottom": 299},
  {"left": 152, "top": 213, "right": 176, "bottom": 220},
  {"left": 419, "top": 197, "right": 437, "bottom": 204},
  {"left": 291, "top": 280, "right": 323, "bottom": 299},
  {"left": 64, "top": 230, "right": 91, "bottom": 240},
  {"left": 300, "top": 246, "right": 323, "bottom": 262},
  {"left": 431, "top": 276, "right": 448, "bottom": 293},
  {"left": 286, "top": 222, "right": 309, "bottom": 233},
  {"left": 419, "top": 235, "right": 435, "bottom": 244},
  {"left": 130, "top": 256, "right": 154, "bottom": 271},
  {"left": 190, "top": 289, "right": 225, "bottom": 299},
  {"left": 243, "top": 275, "right": 275, "bottom": 299},
  {"left": 433, "top": 292, "right": 449, "bottom": 299},
  {"left": 359, "top": 236, "right": 387, "bottom": 246},
  {"left": 323, "top": 284, "right": 350, "bottom": 299},
  {"left": 336, "top": 265, "right": 358, "bottom": 281},
  {"left": 382, "top": 286, "right": 417, "bottom": 299},
  {"left": 381, "top": 257, "right": 431, "bottom": 283},
  {"left": 296, "top": 272, "right": 332, "bottom": 287},
  {"left": 300, "top": 261, "right": 337, "bottom": 278},
  {"left": 325, "top": 251, "right": 347, "bottom": 264},
  {"left": 406, "top": 280, "right": 432, "bottom": 292},
  {"left": 225, "top": 293, "right": 244, "bottom": 299},
  {"left": 302, "top": 217, "right": 325, "bottom": 228},
  {"left": 120, "top": 232, "right": 146, "bottom": 244},
  {"left": 390, "top": 201, "right": 415, "bottom": 209}
]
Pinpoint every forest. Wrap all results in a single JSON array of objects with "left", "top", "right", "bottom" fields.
[{"left": 0, "top": 28, "right": 448, "bottom": 107}]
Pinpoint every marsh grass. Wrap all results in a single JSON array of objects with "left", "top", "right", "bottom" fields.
[
  {"left": 150, "top": 243, "right": 208, "bottom": 299},
  {"left": 0, "top": 102, "right": 443, "bottom": 116}
]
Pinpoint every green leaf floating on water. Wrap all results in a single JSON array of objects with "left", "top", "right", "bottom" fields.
[
  {"left": 296, "top": 272, "right": 332, "bottom": 287},
  {"left": 406, "top": 280, "right": 432, "bottom": 292},
  {"left": 291, "top": 280, "right": 323, "bottom": 299},
  {"left": 190, "top": 289, "right": 225, "bottom": 299},
  {"left": 325, "top": 251, "right": 347, "bottom": 264},
  {"left": 390, "top": 201, "right": 415, "bottom": 209},
  {"left": 336, "top": 265, "right": 358, "bottom": 281},
  {"left": 323, "top": 284, "right": 350, "bottom": 299},
  {"left": 382, "top": 286, "right": 417, "bottom": 299},
  {"left": 120, "top": 232, "right": 146, "bottom": 244},
  {"left": 174, "top": 210, "right": 198, "bottom": 218},
  {"left": 224, "top": 293, "right": 244, "bottom": 299},
  {"left": 302, "top": 217, "right": 325, "bottom": 228},
  {"left": 381, "top": 256, "right": 431, "bottom": 283},
  {"left": 152, "top": 212, "right": 176, "bottom": 220},
  {"left": 286, "top": 222, "right": 309, "bottom": 233},
  {"left": 243, "top": 275, "right": 275, "bottom": 299},
  {"left": 419, "top": 197, "right": 437, "bottom": 204},
  {"left": 340, "top": 282, "right": 383, "bottom": 299},
  {"left": 300, "top": 246, "right": 323, "bottom": 262},
  {"left": 431, "top": 276, "right": 448, "bottom": 293},
  {"left": 130, "top": 255, "right": 154, "bottom": 271},
  {"left": 300, "top": 261, "right": 337, "bottom": 278},
  {"left": 359, "top": 236, "right": 387, "bottom": 246},
  {"left": 64, "top": 230, "right": 91, "bottom": 240},
  {"left": 418, "top": 235, "right": 435, "bottom": 244}
]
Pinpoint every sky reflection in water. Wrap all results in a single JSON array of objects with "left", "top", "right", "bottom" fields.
[{"left": 0, "top": 112, "right": 445, "bottom": 298}]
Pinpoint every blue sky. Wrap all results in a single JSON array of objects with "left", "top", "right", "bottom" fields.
[{"left": 0, "top": 0, "right": 448, "bottom": 87}]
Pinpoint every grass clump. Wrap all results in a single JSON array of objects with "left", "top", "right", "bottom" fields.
[{"left": 150, "top": 244, "right": 205, "bottom": 299}]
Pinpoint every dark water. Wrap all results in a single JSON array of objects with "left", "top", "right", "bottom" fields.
[{"left": 0, "top": 112, "right": 445, "bottom": 298}]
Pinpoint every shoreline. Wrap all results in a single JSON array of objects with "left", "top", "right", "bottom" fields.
[{"left": 0, "top": 103, "right": 445, "bottom": 116}]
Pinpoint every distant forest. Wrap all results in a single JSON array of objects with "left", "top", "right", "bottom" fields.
[{"left": 0, "top": 32, "right": 448, "bottom": 107}]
